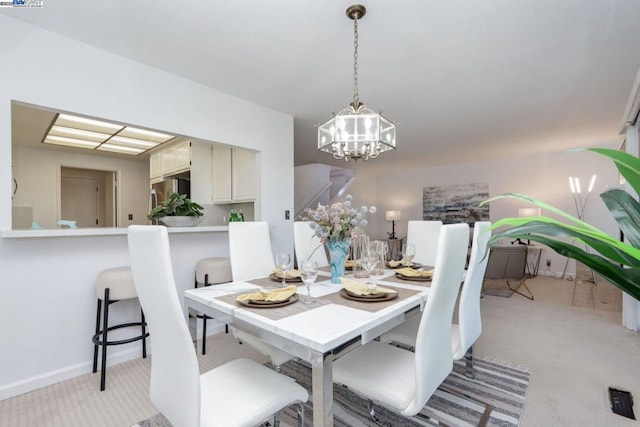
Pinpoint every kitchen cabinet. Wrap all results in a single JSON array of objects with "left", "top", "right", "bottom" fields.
[
  {"left": 212, "top": 146, "right": 256, "bottom": 204},
  {"left": 160, "top": 140, "right": 191, "bottom": 176},
  {"left": 150, "top": 152, "right": 162, "bottom": 180}
]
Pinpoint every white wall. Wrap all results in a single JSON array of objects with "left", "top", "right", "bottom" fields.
[
  {"left": 350, "top": 146, "right": 621, "bottom": 277},
  {"left": 0, "top": 15, "right": 294, "bottom": 399}
]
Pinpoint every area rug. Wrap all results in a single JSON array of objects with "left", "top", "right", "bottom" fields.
[{"left": 133, "top": 357, "right": 530, "bottom": 427}]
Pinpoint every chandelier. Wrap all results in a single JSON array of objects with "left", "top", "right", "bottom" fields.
[{"left": 317, "top": 4, "right": 396, "bottom": 162}]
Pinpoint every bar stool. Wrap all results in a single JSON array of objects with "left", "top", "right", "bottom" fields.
[
  {"left": 92, "top": 266, "right": 148, "bottom": 391},
  {"left": 195, "top": 257, "right": 232, "bottom": 355}
]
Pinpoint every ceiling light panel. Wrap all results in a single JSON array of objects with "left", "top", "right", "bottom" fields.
[
  {"left": 109, "top": 136, "right": 160, "bottom": 149},
  {"left": 96, "top": 143, "right": 145, "bottom": 154},
  {"left": 119, "top": 127, "right": 173, "bottom": 143},
  {"left": 42, "top": 112, "right": 175, "bottom": 156},
  {"left": 44, "top": 135, "right": 101, "bottom": 149},
  {"left": 49, "top": 125, "right": 110, "bottom": 142},
  {"left": 56, "top": 113, "right": 124, "bottom": 134}
]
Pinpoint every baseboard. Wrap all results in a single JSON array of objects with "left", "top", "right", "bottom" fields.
[
  {"left": 0, "top": 347, "right": 146, "bottom": 402},
  {"left": 1, "top": 323, "right": 226, "bottom": 402}
]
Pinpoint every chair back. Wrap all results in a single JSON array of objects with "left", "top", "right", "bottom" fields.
[
  {"left": 455, "top": 221, "right": 491, "bottom": 358},
  {"left": 484, "top": 245, "right": 528, "bottom": 281},
  {"left": 406, "top": 220, "right": 443, "bottom": 267},
  {"left": 127, "top": 225, "right": 200, "bottom": 427},
  {"left": 410, "top": 223, "right": 469, "bottom": 415},
  {"left": 294, "top": 221, "right": 329, "bottom": 267},
  {"left": 229, "top": 221, "right": 275, "bottom": 281}
]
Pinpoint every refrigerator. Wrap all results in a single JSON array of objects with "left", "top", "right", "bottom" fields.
[{"left": 149, "top": 177, "right": 191, "bottom": 222}]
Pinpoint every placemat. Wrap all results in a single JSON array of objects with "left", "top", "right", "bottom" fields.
[
  {"left": 380, "top": 274, "right": 432, "bottom": 286},
  {"left": 322, "top": 285, "right": 421, "bottom": 313},
  {"left": 247, "top": 276, "right": 320, "bottom": 288},
  {"left": 216, "top": 288, "right": 331, "bottom": 321}
]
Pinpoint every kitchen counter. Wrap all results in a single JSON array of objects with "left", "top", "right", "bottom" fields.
[{"left": 1, "top": 225, "right": 228, "bottom": 239}]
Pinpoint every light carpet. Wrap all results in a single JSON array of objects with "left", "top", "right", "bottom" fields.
[{"left": 135, "top": 357, "right": 530, "bottom": 427}]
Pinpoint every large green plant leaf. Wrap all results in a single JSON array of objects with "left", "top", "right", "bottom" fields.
[
  {"left": 600, "top": 189, "right": 640, "bottom": 249},
  {"left": 518, "top": 234, "right": 640, "bottom": 301},
  {"left": 589, "top": 148, "right": 640, "bottom": 195},
  {"left": 488, "top": 219, "right": 640, "bottom": 268}
]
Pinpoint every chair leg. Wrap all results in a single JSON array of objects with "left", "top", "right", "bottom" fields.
[
  {"left": 295, "top": 402, "right": 305, "bottom": 427},
  {"left": 92, "top": 299, "right": 102, "bottom": 373},
  {"left": 100, "top": 288, "right": 110, "bottom": 391},
  {"left": 507, "top": 279, "right": 534, "bottom": 300},
  {"left": 141, "top": 309, "right": 147, "bottom": 359},
  {"left": 465, "top": 345, "right": 475, "bottom": 379},
  {"left": 439, "top": 383, "right": 494, "bottom": 427},
  {"left": 202, "top": 273, "right": 209, "bottom": 355},
  {"left": 367, "top": 400, "right": 383, "bottom": 425}
]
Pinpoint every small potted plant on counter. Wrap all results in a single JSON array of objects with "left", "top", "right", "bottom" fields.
[{"left": 147, "top": 192, "right": 205, "bottom": 227}]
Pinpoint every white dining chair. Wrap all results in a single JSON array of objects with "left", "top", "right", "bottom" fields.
[
  {"left": 228, "top": 221, "right": 276, "bottom": 282},
  {"left": 127, "top": 225, "right": 308, "bottom": 427},
  {"left": 293, "top": 221, "right": 329, "bottom": 267},
  {"left": 406, "top": 220, "right": 443, "bottom": 267},
  {"left": 380, "top": 221, "right": 492, "bottom": 378},
  {"left": 332, "top": 223, "right": 469, "bottom": 423},
  {"left": 228, "top": 221, "right": 295, "bottom": 367}
]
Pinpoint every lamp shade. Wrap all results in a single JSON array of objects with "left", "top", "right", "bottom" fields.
[
  {"left": 518, "top": 207, "right": 541, "bottom": 218},
  {"left": 385, "top": 210, "right": 401, "bottom": 221}
]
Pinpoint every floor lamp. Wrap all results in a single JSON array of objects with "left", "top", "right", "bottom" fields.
[{"left": 562, "top": 175, "right": 598, "bottom": 305}]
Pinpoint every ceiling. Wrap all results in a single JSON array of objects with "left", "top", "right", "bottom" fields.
[{"left": 4, "top": 0, "right": 640, "bottom": 172}]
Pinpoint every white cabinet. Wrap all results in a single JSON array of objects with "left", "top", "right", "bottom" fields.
[
  {"left": 232, "top": 148, "right": 256, "bottom": 201},
  {"left": 212, "top": 146, "right": 256, "bottom": 204},
  {"left": 190, "top": 143, "right": 213, "bottom": 204},
  {"left": 174, "top": 141, "right": 191, "bottom": 172},
  {"left": 156, "top": 140, "right": 191, "bottom": 177},
  {"left": 150, "top": 152, "right": 162, "bottom": 180}
]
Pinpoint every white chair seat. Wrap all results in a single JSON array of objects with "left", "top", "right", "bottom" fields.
[
  {"left": 381, "top": 315, "right": 419, "bottom": 349},
  {"left": 231, "top": 329, "right": 294, "bottom": 367},
  {"left": 201, "top": 358, "right": 306, "bottom": 427},
  {"left": 451, "top": 324, "right": 463, "bottom": 359},
  {"left": 334, "top": 341, "right": 416, "bottom": 413}
]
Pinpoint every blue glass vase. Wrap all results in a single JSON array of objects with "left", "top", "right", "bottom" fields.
[{"left": 326, "top": 238, "right": 351, "bottom": 284}]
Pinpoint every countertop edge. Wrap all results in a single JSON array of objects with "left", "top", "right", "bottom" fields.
[{"left": 1, "top": 225, "right": 229, "bottom": 239}]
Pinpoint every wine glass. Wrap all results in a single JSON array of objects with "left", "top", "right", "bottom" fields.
[
  {"left": 401, "top": 243, "right": 415, "bottom": 265},
  {"left": 275, "top": 253, "right": 291, "bottom": 287},
  {"left": 300, "top": 260, "right": 319, "bottom": 304}
]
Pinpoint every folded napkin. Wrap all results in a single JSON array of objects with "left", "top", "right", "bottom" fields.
[
  {"left": 236, "top": 285, "right": 298, "bottom": 302},
  {"left": 396, "top": 267, "right": 434, "bottom": 278},
  {"left": 345, "top": 260, "right": 355, "bottom": 268},
  {"left": 273, "top": 269, "right": 301, "bottom": 279},
  {"left": 388, "top": 259, "right": 413, "bottom": 268},
  {"left": 340, "top": 278, "right": 397, "bottom": 296}
]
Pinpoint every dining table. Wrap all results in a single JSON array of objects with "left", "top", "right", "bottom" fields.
[{"left": 184, "top": 266, "right": 432, "bottom": 427}]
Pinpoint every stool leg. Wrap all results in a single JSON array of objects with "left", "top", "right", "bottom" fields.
[
  {"left": 141, "top": 309, "right": 147, "bottom": 359},
  {"left": 100, "top": 288, "right": 110, "bottom": 391},
  {"left": 92, "top": 298, "right": 102, "bottom": 373},
  {"left": 202, "top": 274, "right": 209, "bottom": 355}
]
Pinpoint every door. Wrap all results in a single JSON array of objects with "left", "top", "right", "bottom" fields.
[{"left": 61, "top": 176, "right": 100, "bottom": 227}]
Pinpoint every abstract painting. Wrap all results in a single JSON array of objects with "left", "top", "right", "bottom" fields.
[{"left": 423, "top": 183, "right": 489, "bottom": 225}]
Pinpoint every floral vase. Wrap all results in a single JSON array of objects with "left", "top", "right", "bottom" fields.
[{"left": 326, "top": 238, "right": 351, "bottom": 284}]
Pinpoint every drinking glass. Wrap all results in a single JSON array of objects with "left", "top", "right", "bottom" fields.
[
  {"left": 401, "top": 243, "right": 416, "bottom": 265},
  {"left": 275, "top": 253, "right": 291, "bottom": 287},
  {"left": 300, "top": 260, "right": 319, "bottom": 304},
  {"left": 352, "top": 234, "right": 370, "bottom": 278},
  {"left": 362, "top": 245, "right": 379, "bottom": 278},
  {"left": 373, "top": 240, "right": 388, "bottom": 275}
]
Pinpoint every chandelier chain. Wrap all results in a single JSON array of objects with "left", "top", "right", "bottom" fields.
[{"left": 352, "top": 13, "right": 359, "bottom": 107}]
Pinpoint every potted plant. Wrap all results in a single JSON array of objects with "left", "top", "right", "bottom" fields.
[
  {"left": 148, "top": 192, "right": 205, "bottom": 227},
  {"left": 481, "top": 148, "right": 640, "bottom": 300}
]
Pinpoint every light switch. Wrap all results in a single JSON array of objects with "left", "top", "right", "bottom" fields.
[{"left": 285, "top": 210, "right": 290, "bottom": 220}]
